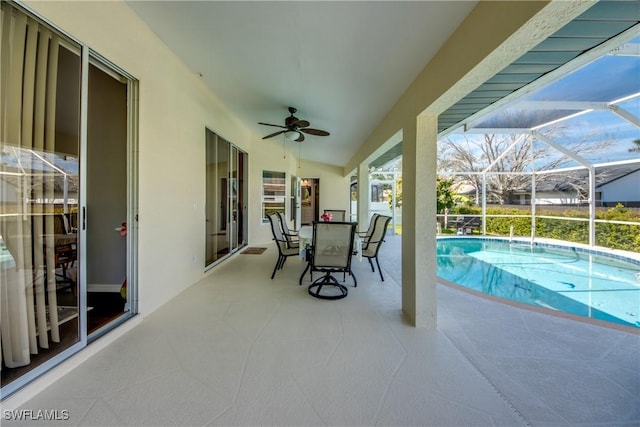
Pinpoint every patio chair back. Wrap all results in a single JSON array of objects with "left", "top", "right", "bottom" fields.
[
  {"left": 362, "top": 215, "right": 390, "bottom": 254},
  {"left": 359, "top": 213, "right": 380, "bottom": 239},
  {"left": 323, "top": 209, "right": 346, "bottom": 222},
  {"left": 267, "top": 213, "right": 299, "bottom": 279},
  {"left": 361, "top": 215, "right": 392, "bottom": 281},
  {"left": 312, "top": 221, "right": 356, "bottom": 271},
  {"left": 306, "top": 221, "right": 357, "bottom": 299},
  {"left": 267, "top": 213, "right": 288, "bottom": 252},
  {"left": 276, "top": 211, "right": 299, "bottom": 248}
]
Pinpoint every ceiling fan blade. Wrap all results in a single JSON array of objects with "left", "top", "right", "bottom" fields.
[
  {"left": 258, "top": 122, "right": 287, "bottom": 129},
  {"left": 295, "top": 133, "right": 305, "bottom": 142},
  {"left": 291, "top": 119, "right": 310, "bottom": 128},
  {"left": 301, "top": 128, "right": 330, "bottom": 136},
  {"left": 262, "top": 130, "right": 285, "bottom": 139}
]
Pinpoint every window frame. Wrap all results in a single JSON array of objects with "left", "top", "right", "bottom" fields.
[{"left": 261, "top": 170, "right": 286, "bottom": 223}]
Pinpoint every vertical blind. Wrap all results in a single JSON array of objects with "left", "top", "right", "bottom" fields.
[{"left": 1, "top": 2, "right": 62, "bottom": 369}]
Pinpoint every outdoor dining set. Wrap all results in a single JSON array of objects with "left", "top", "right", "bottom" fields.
[{"left": 267, "top": 211, "right": 392, "bottom": 300}]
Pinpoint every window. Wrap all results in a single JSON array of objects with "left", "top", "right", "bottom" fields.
[
  {"left": 262, "top": 171, "right": 286, "bottom": 222},
  {"left": 371, "top": 185, "right": 383, "bottom": 203}
]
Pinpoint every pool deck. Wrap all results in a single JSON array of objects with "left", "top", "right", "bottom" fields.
[
  {"left": 3, "top": 233, "right": 638, "bottom": 426},
  {"left": 391, "top": 233, "right": 640, "bottom": 425}
]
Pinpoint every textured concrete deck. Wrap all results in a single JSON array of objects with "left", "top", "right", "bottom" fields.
[{"left": 3, "top": 233, "right": 638, "bottom": 426}]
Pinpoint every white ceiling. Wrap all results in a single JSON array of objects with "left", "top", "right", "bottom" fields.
[{"left": 125, "top": 1, "right": 477, "bottom": 167}]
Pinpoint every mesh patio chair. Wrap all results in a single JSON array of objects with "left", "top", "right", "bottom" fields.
[
  {"left": 361, "top": 215, "right": 392, "bottom": 281},
  {"left": 306, "top": 221, "right": 357, "bottom": 300},
  {"left": 49, "top": 214, "right": 77, "bottom": 293},
  {"left": 322, "top": 209, "right": 346, "bottom": 222},
  {"left": 267, "top": 213, "right": 300, "bottom": 279},
  {"left": 356, "top": 213, "right": 380, "bottom": 240},
  {"left": 276, "top": 211, "right": 299, "bottom": 249}
]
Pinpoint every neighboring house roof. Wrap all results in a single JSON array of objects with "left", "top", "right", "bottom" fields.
[
  {"left": 533, "top": 165, "right": 640, "bottom": 193},
  {"left": 453, "top": 164, "right": 640, "bottom": 195},
  {"left": 596, "top": 166, "right": 640, "bottom": 188}
]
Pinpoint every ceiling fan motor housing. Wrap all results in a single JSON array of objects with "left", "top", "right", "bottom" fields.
[{"left": 285, "top": 115, "right": 298, "bottom": 128}]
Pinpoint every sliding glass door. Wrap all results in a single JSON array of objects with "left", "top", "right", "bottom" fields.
[
  {"left": 205, "top": 129, "right": 247, "bottom": 267},
  {"left": 85, "top": 59, "right": 136, "bottom": 337},
  {"left": 1, "top": 2, "right": 138, "bottom": 397},
  {"left": 1, "top": 1, "right": 83, "bottom": 394}
]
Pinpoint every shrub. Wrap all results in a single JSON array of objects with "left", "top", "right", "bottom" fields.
[{"left": 450, "top": 204, "right": 640, "bottom": 252}]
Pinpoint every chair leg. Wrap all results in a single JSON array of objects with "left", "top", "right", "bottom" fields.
[
  {"left": 351, "top": 270, "right": 357, "bottom": 287},
  {"left": 271, "top": 255, "right": 281, "bottom": 279},
  {"left": 368, "top": 257, "right": 375, "bottom": 272},
  {"left": 299, "top": 262, "right": 310, "bottom": 285},
  {"left": 375, "top": 256, "right": 384, "bottom": 281},
  {"left": 272, "top": 254, "right": 290, "bottom": 279}
]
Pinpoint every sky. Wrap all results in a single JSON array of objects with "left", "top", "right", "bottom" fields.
[{"left": 440, "top": 36, "right": 640, "bottom": 168}]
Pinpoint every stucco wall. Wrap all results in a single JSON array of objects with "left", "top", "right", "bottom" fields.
[{"left": 23, "top": 0, "right": 330, "bottom": 314}]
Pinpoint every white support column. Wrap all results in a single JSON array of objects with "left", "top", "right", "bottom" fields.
[
  {"left": 391, "top": 172, "right": 397, "bottom": 235},
  {"left": 402, "top": 114, "right": 437, "bottom": 329},
  {"left": 588, "top": 166, "right": 596, "bottom": 246},
  {"left": 357, "top": 162, "right": 370, "bottom": 233},
  {"left": 531, "top": 137, "right": 536, "bottom": 243},
  {"left": 531, "top": 172, "right": 536, "bottom": 243},
  {"left": 481, "top": 172, "right": 487, "bottom": 235}
]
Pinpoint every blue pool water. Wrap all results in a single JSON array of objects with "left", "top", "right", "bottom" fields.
[{"left": 437, "top": 238, "right": 640, "bottom": 329}]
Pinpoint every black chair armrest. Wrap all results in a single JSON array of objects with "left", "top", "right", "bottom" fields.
[
  {"left": 364, "top": 238, "right": 385, "bottom": 245},
  {"left": 274, "top": 236, "right": 296, "bottom": 244},
  {"left": 361, "top": 237, "right": 385, "bottom": 251}
]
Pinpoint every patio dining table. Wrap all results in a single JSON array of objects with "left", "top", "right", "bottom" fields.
[{"left": 298, "top": 225, "right": 313, "bottom": 259}]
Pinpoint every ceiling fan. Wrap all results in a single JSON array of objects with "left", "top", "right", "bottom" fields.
[{"left": 258, "top": 107, "right": 330, "bottom": 142}]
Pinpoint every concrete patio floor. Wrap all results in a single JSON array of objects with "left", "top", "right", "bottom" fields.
[{"left": 2, "top": 234, "right": 638, "bottom": 426}]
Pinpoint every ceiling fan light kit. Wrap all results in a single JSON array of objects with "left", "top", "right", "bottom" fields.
[
  {"left": 259, "top": 107, "right": 330, "bottom": 143},
  {"left": 284, "top": 130, "right": 301, "bottom": 141}
]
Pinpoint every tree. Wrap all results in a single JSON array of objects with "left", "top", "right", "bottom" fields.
[
  {"left": 391, "top": 177, "right": 402, "bottom": 209},
  {"left": 436, "top": 176, "right": 455, "bottom": 214},
  {"left": 629, "top": 139, "right": 640, "bottom": 153},
  {"left": 438, "top": 122, "right": 613, "bottom": 204}
]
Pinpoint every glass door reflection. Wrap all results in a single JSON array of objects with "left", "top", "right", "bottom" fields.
[
  {"left": 205, "top": 130, "right": 247, "bottom": 268},
  {"left": 1, "top": 1, "right": 82, "bottom": 390}
]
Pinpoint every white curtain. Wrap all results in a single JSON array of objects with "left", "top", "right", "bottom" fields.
[{"left": 1, "top": 2, "right": 60, "bottom": 370}]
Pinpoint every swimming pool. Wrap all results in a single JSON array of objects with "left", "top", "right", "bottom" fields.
[{"left": 436, "top": 237, "right": 640, "bottom": 329}]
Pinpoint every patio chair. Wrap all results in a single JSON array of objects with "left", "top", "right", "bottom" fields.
[
  {"left": 356, "top": 213, "right": 380, "bottom": 240},
  {"left": 307, "top": 221, "right": 357, "bottom": 300},
  {"left": 361, "top": 215, "right": 392, "bottom": 281},
  {"left": 267, "top": 213, "right": 300, "bottom": 279},
  {"left": 276, "top": 211, "right": 299, "bottom": 249},
  {"left": 322, "top": 209, "right": 346, "bottom": 222},
  {"left": 50, "top": 214, "right": 77, "bottom": 293}
]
